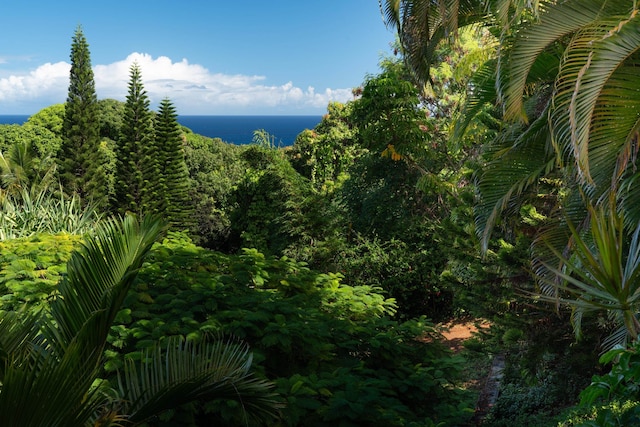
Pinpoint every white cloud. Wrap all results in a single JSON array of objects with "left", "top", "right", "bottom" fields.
[
  {"left": 0, "top": 61, "right": 69, "bottom": 106},
  {"left": 0, "top": 52, "right": 353, "bottom": 114}
]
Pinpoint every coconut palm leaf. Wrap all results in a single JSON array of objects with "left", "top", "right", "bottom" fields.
[
  {"left": 588, "top": 59, "right": 640, "bottom": 194},
  {"left": 620, "top": 167, "right": 640, "bottom": 228},
  {"left": 121, "top": 335, "right": 281, "bottom": 425},
  {"left": 601, "top": 321, "right": 629, "bottom": 351},
  {"left": 503, "top": 0, "right": 628, "bottom": 121},
  {"left": 453, "top": 40, "right": 560, "bottom": 140},
  {"left": 488, "top": 0, "right": 542, "bottom": 29},
  {"left": 549, "top": 13, "right": 640, "bottom": 186},
  {"left": 475, "top": 111, "right": 556, "bottom": 251}
]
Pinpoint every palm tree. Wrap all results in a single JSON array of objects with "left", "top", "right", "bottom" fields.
[
  {"left": 502, "top": 0, "right": 640, "bottom": 216},
  {"left": 382, "top": 0, "right": 640, "bottom": 347},
  {"left": 0, "top": 214, "right": 280, "bottom": 426},
  {"left": 0, "top": 141, "right": 56, "bottom": 200},
  {"left": 383, "top": 0, "right": 640, "bottom": 237},
  {"left": 380, "top": 0, "right": 541, "bottom": 86}
]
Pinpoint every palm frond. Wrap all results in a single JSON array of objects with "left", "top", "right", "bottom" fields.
[
  {"left": 620, "top": 172, "right": 640, "bottom": 233},
  {"left": 601, "top": 322, "right": 630, "bottom": 351},
  {"left": 0, "top": 311, "right": 42, "bottom": 382},
  {"left": 44, "top": 214, "right": 164, "bottom": 360},
  {"left": 380, "top": 0, "right": 402, "bottom": 31},
  {"left": 121, "top": 335, "right": 281, "bottom": 425},
  {"left": 549, "top": 13, "right": 640, "bottom": 185},
  {"left": 475, "top": 112, "right": 555, "bottom": 251},
  {"left": 0, "top": 340, "right": 106, "bottom": 427},
  {"left": 486, "top": 0, "right": 542, "bottom": 30},
  {"left": 504, "top": 0, "right": 628, "bottom": 121},
  {"left": 452, "top": 58, "right": 498, "bottom": 142},
  {"left": 531, "top": 185, "right": 588, "bottom": 297},
  {"left": 382, "top": 0, "right": 487, "bottom": 84}
]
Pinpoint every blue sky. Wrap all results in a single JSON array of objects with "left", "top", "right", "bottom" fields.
[{"left": 0, "top": 1, "right": 395, "bottom": 115}]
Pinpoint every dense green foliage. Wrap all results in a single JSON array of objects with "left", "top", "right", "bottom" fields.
[
  {"left": 380, "top": 1, "right": 640, "bottom": 424},
  {"left": 132, "top": 237, "right": 472, "bottom": 426},
  {"left": 8, "top": 7, "right": 640, "bottom": 423},
  {"left": 229, "top": 145, "right": 314, "bottom": 256},
  {"left": 0, "top": 231, "right": 473, "bottom": 426},
  {"left": 0, "top": 123, "right": 59, "bottom": 160},
  {"left": 0, "top": 233, "right": 80, "bottom": 313},
  {"left": 0, "top": 217, "right": 280, "bottom": 426},
  {"left": 288, "top": 102, "right": 360, "bottom": 187},
  {"left": 561, "top": 342, "right": 640, "bottom": 425},
  {"left": 182, "top": 132, "right": 246, "bottom": 249},
  {"left": 97, "top": 98, "right": 125, "bottom": 141}
]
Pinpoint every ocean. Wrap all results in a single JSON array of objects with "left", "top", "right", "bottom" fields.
[
  {"left": 178, "top": 115, "right": 321, "bottom": 146},
  {"left": 0, "top": 114, "right": 323, "bottom": 146}
]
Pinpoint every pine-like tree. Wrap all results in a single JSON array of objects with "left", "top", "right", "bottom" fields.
[
  {"left": 113, "top": 62, "right": 158, "bottom": 216},
  {"left": 155, "top": 98, "right": 193, "bottom": 228},
  {"left": 58, "top": 26, "right": 107, "bottom": 208}
]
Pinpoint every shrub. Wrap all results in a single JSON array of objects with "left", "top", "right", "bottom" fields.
[
  {"left": 0, "top": 233, "right": 80, "bottom": 314},
  {"left": 0, "top": 231, "right": 475, "bottom": 426}
]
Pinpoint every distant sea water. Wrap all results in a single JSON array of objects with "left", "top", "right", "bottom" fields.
[
  {"left": 0, "top": 115, "right": 29, "bottom": 125},
  {"left": 0, "top": 114, "right": 322, "bottom": 146},
  {"left": 178, "top": 115, "right": 322, "bottom": 146}
]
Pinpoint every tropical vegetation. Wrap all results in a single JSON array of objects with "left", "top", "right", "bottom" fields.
[
  {"left": 3, "top": 3, "right": 640, "bottom": 424},
  {"left": 0, "top": 215, "right": 280, "bottom": 426}
]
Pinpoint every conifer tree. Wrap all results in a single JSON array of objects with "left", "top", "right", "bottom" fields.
[
  {"left": 113, "top": 63, "right": 158, "bottom": 216},
  {"left": 155, "top": 98, "right": 193, "bottom": 228},
  {"left": 58, "top": 26, "right": 107, "bottom": 208}
]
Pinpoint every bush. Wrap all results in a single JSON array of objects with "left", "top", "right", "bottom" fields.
[
  {"left": 0, "top": 233, "right": 80, "bottom": 314},
  {"left": 555, "top": 341, "right": 640, "bottom": 426},
  {"left": 183, "top": 133, "right": 246, "bottom": 250},
  {"left": 0, "top": 231, "right": 475, "bottom": 426},
  {"left": 334, "top": 230, "right": 454, "bottom": 321}
]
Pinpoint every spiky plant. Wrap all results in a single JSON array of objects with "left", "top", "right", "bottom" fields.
[{"left": 538, "top": 199, "right": 640, "bottom": 350}]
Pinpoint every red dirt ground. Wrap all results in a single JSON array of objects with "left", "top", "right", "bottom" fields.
[{"left": 439, "top": 318, "right": 491, "bottom": 352}]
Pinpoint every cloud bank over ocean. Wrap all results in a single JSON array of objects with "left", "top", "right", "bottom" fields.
[{"left": 0, "top": 52, "right": 354, "bottom": 115}]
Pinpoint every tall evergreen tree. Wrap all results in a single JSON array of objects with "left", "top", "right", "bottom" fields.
[
  {"left": 58, "top": 26, "right": 107, "bottom": 208},
  {"left": 155, "top": 98, "right": 193, "bottom": 228},
  {"left": 113, "top": 62, "right": 158, "bottom": 216}
]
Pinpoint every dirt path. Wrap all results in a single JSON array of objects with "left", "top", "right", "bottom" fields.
[
  {"left": 438, "top": 319, "right": 503, "bottom": 426},
  {"left": 439, "top": 318, "right": 490, "bottom": 352},
  {"left": 473, "top": 354, "right": 505, "bottom": 425}
]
